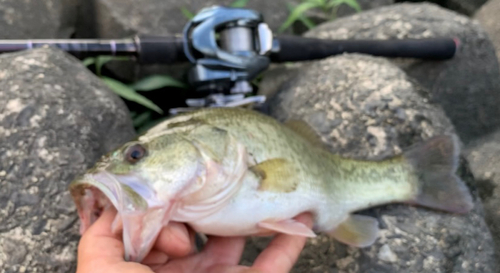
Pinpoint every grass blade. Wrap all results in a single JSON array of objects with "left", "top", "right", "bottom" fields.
[
  {"left": 328, "top": 0, "right": 361, "bottom": 11},
  {"left": 279, "top": 2, "right": 320, "bottom": 33},
  {"left": 286, "top": 2, "right": 316, "bottom": 30},
  {"left": 130, "top": 74, "right": 188, "bottom": 91},
  {"left": 95, "top": 56, "right": 130, "bottom": 76},
  {"left": 230, "top": 0, "right": 250, "bottom": 8},
  {"left": 180, "top": 7, "right": 195, "bottom": 19},
  {"left": 101, "top": 76, "right": 163, "bottom": 114},
  {"left": 82, "top": 57, "right": 95, "bottom": 67}
]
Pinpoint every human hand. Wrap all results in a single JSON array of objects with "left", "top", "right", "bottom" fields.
[{"left": 76, "top": 207, "right": 313, "bottom": 273}]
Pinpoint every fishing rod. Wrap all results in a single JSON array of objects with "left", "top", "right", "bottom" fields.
[{"left": 0, "top": 5, "right": 459, "bottom": 114}]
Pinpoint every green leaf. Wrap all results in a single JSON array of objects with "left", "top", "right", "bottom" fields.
[
  {"left": 132, "top": 111, "right": 153, "bottom": 127},
  {"left": 82, "top": 57, "right": 96, "bottom": 67},
  {"left": 327, "top": 0, "right": 361, "bottom": 11},
  {"left": 180, "top": 7, "right": 195, "bottom": 19},
  {"left": 279, "top": 1, "right": 320, "bottom": 33},
  {"left": 130, "top": 74, "right": 188, "bottom": 91},
  {"left": 286, "top": 2, "right": 316, "bottom": 30},
  {"left": 299, "top": 15, "right": 317, "bottom": 29},
  {"left": 309, "top": 0, "right": 327, "bottom": 7},
  {"left": 95, "top": 56, "right": 130, "bottom": 76},
  {"left": 101, "top": 76, "right": 163, "bottom": 114},
  {"left": 230, "top": 0, "right": 250, "bottom": 7}
]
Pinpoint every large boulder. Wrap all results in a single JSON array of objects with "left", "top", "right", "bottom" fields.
[
  {"left": 245, "top": 54, "right": 497, "bottom": 272},
  {"left": 81, "top": 0, "right": 295, "bottom": 38},
  {"left": 445, "top": 0, "right": 488, "bottom": 15},
  {"left": 398, "top": 0, "right": 488, "bottom": 16},
  {"left": 261, "top": 3, "right": 500, "bottom": 144},
  {"left": 76, "top": 0, "right": 392, "bottom": 38},
  {"left": 0, "top": 48, "right": 136, "bottom": 272},
  {"left": 465, "top": 130, "right": 500, "bottom": 261},
  {"left": 338, "top": 0, "right": 394, "bottom": 17},
  {"left": 474, "top": 0, "right": 500, "bottom": 65},
  {"left": 0, "top": 0, "right": 77, "bottom": 38}
]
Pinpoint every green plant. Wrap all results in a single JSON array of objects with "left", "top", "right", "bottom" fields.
[
  {"left": 279, "top": 0, "right": 361, "bottom": 33},
  {"left": 82, "top": 56, "right": 190, "bottom": 131},
  {"left": 82, "top": 56, "right": 188, "bottom": 115},
  {"left": 181, "top": 0, "right": 251, "bottom": 20},
  {"left": 230, "top": 0, "right": 250, "bottom": 8},
  {"left": 180, "top": 7, "right": 195, "bottom": 20}
]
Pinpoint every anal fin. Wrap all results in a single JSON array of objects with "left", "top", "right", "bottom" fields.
[
  {"left": 328, "top": 214, "right": 379, "bottom": 247},
  {"left": 258, "top": 219, "right": 316, "bottom": 237}
]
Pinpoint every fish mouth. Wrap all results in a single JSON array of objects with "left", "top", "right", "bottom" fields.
[{"left": 70, "top": 171, "right": 170, "bottom": 263}]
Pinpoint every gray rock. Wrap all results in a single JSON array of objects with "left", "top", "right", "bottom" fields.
[
  {"left": 475, "top": 0, "right": 500, "bottom": 65},
  {"left": 377, "top": 244, "right": 398, "bottom": 263},
  {"left": 294, "top": 0, "right": 395, "bottom": 34},
  {"left": 338, "top": 0, "right": 394, "bottom": 17},
  {"left": 78, "top": 0, "right": 298, "bottom": 39},
  {"left": 0, "top": 0, "right": 77, "bottom": 38},
  {"left": 465, "top": 129, "right": 500, "bottom": 261},
  {"left": 446, "top": 0, "right": 488, "bottom": 15},
  {"left": 275, "top": 2, "right": 500, "bottom": 144},
  {"left": 396, "top": 0, "right": 487, "bottom": 16},
  {"left": 0, "top": 48, "right": 136, "bottom": 272},
  {"left": 243, "top": 54, "right": 497, "bottom": 272},
  {"left": 77, "top": 0, "right": 394, "bottom": 38}
]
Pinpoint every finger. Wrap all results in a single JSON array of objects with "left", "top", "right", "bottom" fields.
[
  {"left": 76, "top": 207, "right": 156, "bottom": 273},
  {"left": 77, "top": 207, "right": 125, "bottom": 263},
  {"left": 201, "top": 236, "right": 247, "bottom": 266},
  {"left": 206, "top": 265, "right": 263, "bottom": 273},
  {"left": 252, "top": 213, "right": 313, "bottom": 273},
  {"left": 153, "top": 222, "right": 195, "bottom": 258},
  {"left": 154, "top": 236, "right": 247, "bottom": 273},
  {"left": 142, "top": 249, "right": 169, "bottom": 266}
]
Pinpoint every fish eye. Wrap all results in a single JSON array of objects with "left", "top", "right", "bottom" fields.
[{"left": 124, "top": 143, "right": 147, "bottom": 164}]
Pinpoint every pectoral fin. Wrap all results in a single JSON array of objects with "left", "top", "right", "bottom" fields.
[
  {"left": 329, "top": 214, "right": 379, "bottom": 247},
  {"left": 258, "top": 219, "right": 316, "bottom": 237},
  {"left": 250, "top": 158, "right": 299, "bottom": 193}
]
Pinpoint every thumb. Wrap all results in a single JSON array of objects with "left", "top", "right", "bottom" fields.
[
  {"left": 76, "top": 207, "right": 153, "bottom": 273},
  {"left": 77, "top": 207, "right": 125, "bottom": 265}
]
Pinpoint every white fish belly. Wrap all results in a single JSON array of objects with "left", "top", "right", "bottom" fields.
[{"left": 186, "top": 184, "right": 343, "bottom": 236}]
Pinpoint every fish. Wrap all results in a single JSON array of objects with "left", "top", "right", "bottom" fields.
[{"left": 69, "top": 107, "right": 474, "bottom": 263}]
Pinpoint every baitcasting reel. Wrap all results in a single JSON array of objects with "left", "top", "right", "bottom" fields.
[{"left": 179, "top": 5, "right": 275, "bottom": 112}]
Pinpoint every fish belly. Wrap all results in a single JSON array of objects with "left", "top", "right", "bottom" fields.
[{"left": 186, "top": 189, "right": 322, "bottom": 237}]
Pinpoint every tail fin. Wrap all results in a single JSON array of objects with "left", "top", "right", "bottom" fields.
[{"left": 404, "top": 135, "right": 473, "bottom": 214}]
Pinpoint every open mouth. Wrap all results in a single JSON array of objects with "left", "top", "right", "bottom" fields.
[
  {"left": 74, "top": 185, "right": 114, "bottom": 234},
  {"left": 69, "top": 171, "right": 170, "bottom": 262},
  {"left": 70, "top": 172, "right": 122, "bottom": 235}
]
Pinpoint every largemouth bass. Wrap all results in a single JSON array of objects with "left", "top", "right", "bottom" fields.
[{"left": 69, "top": 107, "right": 473, "bottom": 262}]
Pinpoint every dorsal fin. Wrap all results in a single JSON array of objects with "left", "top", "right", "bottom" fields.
[{"left": 284, "top": 119, "right": 325, "bottom": 148}]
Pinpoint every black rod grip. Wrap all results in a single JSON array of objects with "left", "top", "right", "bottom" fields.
[
  {"left": 271, "top": 35, "right": 459, "bottom": 62},
  {"left": 136, "top": 35, "right": 187, "bottom": 64}
]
